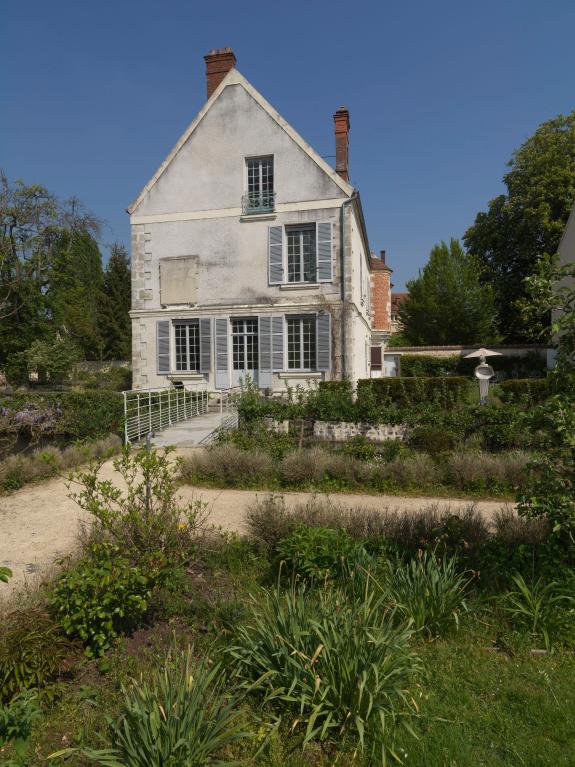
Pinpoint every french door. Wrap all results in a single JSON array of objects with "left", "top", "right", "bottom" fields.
[{"left": 231, "top": 318, "right": 259, "bottom": 386}]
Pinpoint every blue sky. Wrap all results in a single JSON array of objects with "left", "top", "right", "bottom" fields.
[{"left": 1, "top": 0, "right": 574, "bottom": 289}]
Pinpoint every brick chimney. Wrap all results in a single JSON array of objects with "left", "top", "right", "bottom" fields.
[
  {"left": 370, "top": 250, "right": 392, "bottom": 332},
  {"left": 204, "top": 47, "right": 237, "bottom": 100},
  {"left": 333, "top": 106, "right": 350, "bottom": 182}
]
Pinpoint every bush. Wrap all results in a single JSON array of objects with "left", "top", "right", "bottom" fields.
[
  {"left": 400, "top": 354, "right": 461, "bottom": 377},
  {"left": 25, "top": 337, "right": 81, "bottom": 385},
  {"left": 55, "top": 648, "right": 246, "bottom": 766},
  {"left": 385, "top": 452, "right": 438, "bottom": 489},
  {"left": 280, "top": 447, "right": 331, "bottom": 485},
  {"left": 182, "top": 443, "right": 275, "bottom": 487},
  {"left": 0, "top": 607, "right": 74, "bottom": 703},
  {"left": 51, "top": 543, "right": 150, "bottom": 657},
  {"left": 390, "top": 552, "right": 471, "bottom": 637},
  {"left": 72, "top": 444, "right": 207, "bottom": 577},
  {"left": 498, "top": 378, "right": 550, "bottom": 405},
  {"left": 408, "top": 424, "right": 459, "bottom": 453},
  {"left": 228, "top": 583, "right": 422, "bottom": 763},
  {"left": 276, "top": 526, "right": 366, "bottom": 580},
  {"left": 0, "top": 691, "right": 41, "bottom": 748},
  {"left": 445, "top": 450, "right": 530, "bottom": 492},
  {"left": 357, "top": 376, "right": 472, "bottom": 408}
]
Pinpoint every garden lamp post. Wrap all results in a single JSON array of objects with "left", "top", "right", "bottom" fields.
[{"left": 464, "top": 347, "right": 502, "bottom": 405}]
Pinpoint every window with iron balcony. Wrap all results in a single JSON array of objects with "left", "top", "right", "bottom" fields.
[{"left": 243, "top": 156, "right": 275, "bottom": 214}]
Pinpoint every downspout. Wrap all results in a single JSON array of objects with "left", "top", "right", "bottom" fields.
[{"left": 340, "top": 192, "right": 358, "bottom": 379}]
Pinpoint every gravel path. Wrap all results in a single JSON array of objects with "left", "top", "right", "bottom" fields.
[{"left": 0, "top": 450, "right": 512, "bottom": 596}]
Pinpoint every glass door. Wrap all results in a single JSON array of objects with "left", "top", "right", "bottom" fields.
[{"left": 231, "top": 318, "right": 259, "bottom": 386}]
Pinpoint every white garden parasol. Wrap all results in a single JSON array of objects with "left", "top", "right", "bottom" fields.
[{"left": 464, "top": 349, "right": 502, "bottom": 404}]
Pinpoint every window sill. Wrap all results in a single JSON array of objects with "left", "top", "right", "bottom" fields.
[
  {"left": 168, "top": 373, "right": 206, "bottom": 381},
  {"left": 239, "top": 213, "right": 277, "bottom": 222},
  {"left": 279, "top": 283, "right": 320, "bottom": 291},
  {"left": 278, "top": 371, "right": 323, "bottom": 379}
]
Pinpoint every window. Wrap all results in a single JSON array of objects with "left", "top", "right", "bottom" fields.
[
  {"left": 232, "top": 318, "right": 259, "bottom": 370},
  {"left": 174, "top": 321, "right": 200, "bottom": 372},
  {"left": 244, "top": 157, "right": 274, "bottom": 213},
  {"left": 287, "top": 226, "right": 316, "bottom": 283},
  {"left": 287, "top": 316, "right": 316, "bottom": 370}
]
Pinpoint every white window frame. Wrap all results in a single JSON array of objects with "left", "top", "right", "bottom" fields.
[
  {"left": 286, "top": 225, "right": 316, "bottom": 284},
  {"left": 245, "top": 155, "right": 274, "bottom": 209},
  {"left": 286, "top": 315, "right": 317, "bottom": 371},
  {"left": 173, "top": 320, "right": 200, "bottom": 372}
]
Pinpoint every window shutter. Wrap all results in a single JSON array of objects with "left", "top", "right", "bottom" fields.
[
  {"left": 272, "top": 316, "right": 284, "bottom": 371},
  {"left": 316, "top": 313, "right": 331, "bottom": 371},
  {"left": 316, "top": 222, "right": 333, "bottom": 282},
  {"left": 199, "top": 318, "right": 212, "bottom": 373},
  {"left": 259, "top": 316, "right": 272, "bottom": 388},
  {"left": 268, "top": 225, "right": 283, "bottom": 285},
  {"left": 156, "top": 320, "right": 170, "bottom": 374},
  {"left": 215, "top": 317, "right": 230, "bottom": 389}
]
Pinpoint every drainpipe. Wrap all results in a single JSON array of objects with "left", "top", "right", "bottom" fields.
[{"left": 340, "top": 192, "right": 358, "bottom": 379}]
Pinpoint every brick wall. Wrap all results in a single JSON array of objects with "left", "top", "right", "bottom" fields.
[{"left": 370, "top": 255, "right": 391, "bottom": 332}]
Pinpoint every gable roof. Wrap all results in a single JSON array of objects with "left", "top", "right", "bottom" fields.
[{"left": 127, "top": 68, "right": 354, "bottom": 214}]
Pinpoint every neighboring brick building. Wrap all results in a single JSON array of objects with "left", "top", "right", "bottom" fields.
[
  {"left": 369, "top": 250, "right": 392, "bottom": 375},
  {"left": 391, "top": 292, "right": 408, "bottom": 333}
]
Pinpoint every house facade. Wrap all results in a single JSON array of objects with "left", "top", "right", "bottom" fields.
[{"left": 128, "top": 49, "right": 374, "bottom": 392}]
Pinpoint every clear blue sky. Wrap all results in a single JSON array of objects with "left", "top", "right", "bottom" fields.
[{"left": 1, "top": 0, "right": 574, "bottom": 289}]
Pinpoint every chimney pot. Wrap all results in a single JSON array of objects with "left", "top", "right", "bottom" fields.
[
  {"left": 380, "top": 249, "right": 386, "bottom": 263},
  {"left": 333, "top": 106, "right": 350, "bottom": 182},
  {"left": 204, "top": 48, "right": 237, "bottom": 100}
]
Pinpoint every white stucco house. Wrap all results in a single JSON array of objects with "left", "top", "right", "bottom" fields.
[{"left": 128, "top": 48, "right": 379, "bottom": 392}]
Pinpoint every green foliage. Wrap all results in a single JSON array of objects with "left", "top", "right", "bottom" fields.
[
  {"left": 70, "top": 444, "right": 207, "bottom": 578},
  {"left": 500, "top": 573, "right": 575, "bottom": 650},
  {"left": 51, "top": 543, "right": 150, "bottom": 657},
  {"left": 498, "top": 378, "right": 550, "bottom": 404},
  {"left": 276, "top": 526, "right": 366, "bottom": 581},
  {"left": 464, "top": 110, "right": 575, "bottom": 341},
  {"left": 399, "top": 239, "right": 497, "bottom": 344},
  {"left": 390, "top": 552, "right": 470, "bottom": 637},
  {"left": 51, "top": 648, "right": 246, "bottom": 766},
  {"left": 357, "top": 376, "right": 471, "bottom": 408},
  {"left": 400, "top": 352, "right": 546, "bottom": 379},
  {"left": 217, "top": 421, "right": 296, "bottom": 461},
  {"left": 75, "top": 365, "right": 132, "bottom": 392},
  {"left": 229, "top": 583, "right": 422, "bottom": 764},
  {"left": 0, "top": 607, "right": 73, "bottom": 703},
  {"left": 25, "top": 336, "right": 81, "bottom": 385},
  {"left": 0, "top": 566, "right": 11, "bottom": 583},
  {"left": 98, "top": 244, "right": 132, "bottom": 360},
  {"left": 0, "top": 691, "right": 40, "bottom": 747}
]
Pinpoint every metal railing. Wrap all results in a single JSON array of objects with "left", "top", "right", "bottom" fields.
[
  {"left": 123, "top": 385, "right": 209, "bottom": 443},
  {"left": 241, "top": 191, "right": 276, "bottom": 215}
]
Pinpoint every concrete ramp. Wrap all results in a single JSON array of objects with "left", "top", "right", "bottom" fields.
[{"left": 152, "top": 410, "right": 238, "bottom": 447}]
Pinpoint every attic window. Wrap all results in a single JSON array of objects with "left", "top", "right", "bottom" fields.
[{"left": 243, "top": 156, "right": 275, "bottom": 214}]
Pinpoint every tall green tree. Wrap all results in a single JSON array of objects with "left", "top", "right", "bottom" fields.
[
  {"left": 98, "top": 243, "right": 132, "bottom": 359},
  {"left": 464, "top": 111, "right": 575, "bottom": 341},
  {"left": 399, "top": 239, "right": 496, "bottom": 345}
]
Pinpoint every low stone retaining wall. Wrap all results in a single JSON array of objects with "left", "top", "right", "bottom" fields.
[{"left": 261, "top": 417, "right": 407, "bottom": 443}]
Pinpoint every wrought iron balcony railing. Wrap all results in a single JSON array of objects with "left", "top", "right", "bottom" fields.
[{"left": 242, "top": 191, "right": 276, "bottom": 215}]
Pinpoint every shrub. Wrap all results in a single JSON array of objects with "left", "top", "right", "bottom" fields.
[
  {"left": 390, "top": 552, "right": 471, "bottom": 637},
  {"left": 339, "top": 434, "right": 377, "bottom": 461},
  {"left": 475, "top": 404, "right": 530, "bottom": 451},
  {"left": 385, "top": 452, "right": 438, "bottom": 489},
  {"left": 228, "top": 583, "right": 422, "bottom": 764},
  {"left": 498, "top": 378, "right": 550, "bottom": 405},
  {"left": 216, "top": 422, "right": 296, "bottom": 461},
  {"left": 72, "top": 444, "right": 207, "bottom": 577},
  {"left": 400, "top": 354, "right": 460, "bottom": 377},
  {"left": 0, "top": 691, "right": 41, "bottom": 748},
  {"left": 445, "top": 450, "right": 530, "bottom": 492},
  {"left": 25, "top": 337, "right": 81, "bottom": 385},
  {"left": 357, "top": 376, "right": 472, "bottom": 408},
  {"left": 181, "top": 443, "right": 275, "bottom": 487},
  {"left": 51, "top": 648, "right": 246, "bottom": 765},
  {"left": 500, "top": 573, "right": 575, "bottom": 650},
  {"left": 280, "top": 447, "right": 332, "bottom": 485},
  {"left": 408, "top": 424, "right": 459, "bottom": 453},
  {"left": 0, "top": 607, "right": 74, "bottom": 703},
  {"left": 51, "top": 543, "right": 150, "bottom": 657},
  {"left": 276, "top": 526, "right": 366, "bottom": 580}
]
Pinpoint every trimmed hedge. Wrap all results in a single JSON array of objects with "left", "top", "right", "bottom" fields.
[
  {"left": 357, "top": 377, "right": 472, "bottom": 408},
  {"left": 0, "top": 391, "right": 124, "bottom": 441},
  {"left": 399, "top": 352, "right": 547, "bottom": 379},
  {"left": 498, "top": 378, "right": 550, "bottom": 405}
]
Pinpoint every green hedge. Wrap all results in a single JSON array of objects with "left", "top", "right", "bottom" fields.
[
  {"left": 0, "top": 391, "right": 124, "bottom": 440},
  {"left": 399, "top": 352, "right": 546, "bottom": 379},
  {"left": 498, "top": 378, "right": 550, "bottom": 405},
  {"left": 357, "top": 377, "right": 472, "bottom": 408}
]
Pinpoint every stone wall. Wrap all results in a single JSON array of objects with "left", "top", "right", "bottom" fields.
[{"left": 313, "top": 420, "right": 407, "bottom": 443}]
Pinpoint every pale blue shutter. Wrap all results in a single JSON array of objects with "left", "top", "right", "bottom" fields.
[
  {"left": 317, "top": 222, "right": 333, "bottom": 282},
  {"left": 199, "top": 318, "right": 212, "bottom": 373},
  {"left": 268, "top": 226, "right": 283, "bottom": 285},
  {"left": 272, "top": 316, "right": 284, "bottom": 371},
  {"left": 156, "top": 320, "right": 170, "bottom": 374},
  {"left": 316, "top": 313, "right": 331, "bottom": 371},
  {"left": 259, "top": 316, "right": 272, "bottom": 388},
  {"left": 215, "top": 317, "right": 229, "bottom": 389}
]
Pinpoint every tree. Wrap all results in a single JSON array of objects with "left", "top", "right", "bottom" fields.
[
  {"left": 98, "top": 243, "right": 132, "bottom": 360},
  {"left": 464, "top": 111, "right": 575, "bottom": 341},
  {"left": 399, "top": 239, "right": 497, "bottom": 345}
]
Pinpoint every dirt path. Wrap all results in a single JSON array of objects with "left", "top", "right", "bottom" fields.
[{"left": 0, "top": 451, "right": 512, "bottom": 596}]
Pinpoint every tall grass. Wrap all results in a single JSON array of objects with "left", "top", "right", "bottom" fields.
[{"left": 228, "top": 582, "right": 422, "bottom": 764}]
